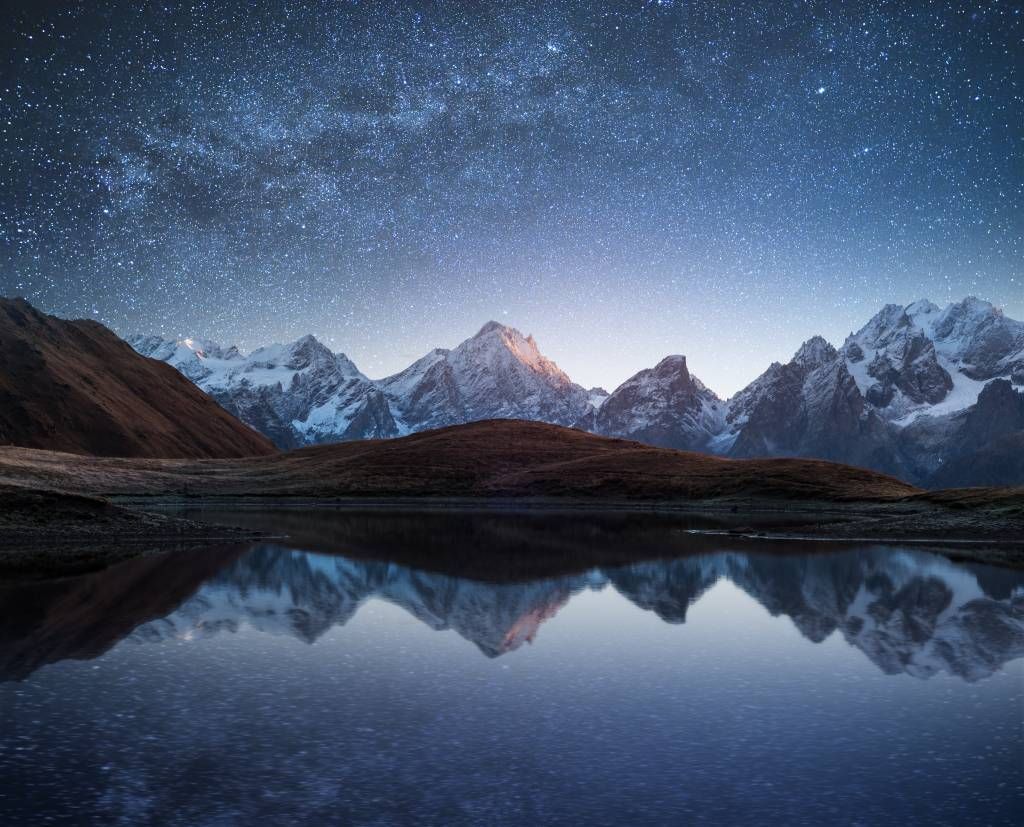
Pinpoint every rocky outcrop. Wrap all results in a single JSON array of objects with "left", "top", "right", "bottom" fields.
[{"left": 590, "top": 355, "right": 724, "bottom": 451}]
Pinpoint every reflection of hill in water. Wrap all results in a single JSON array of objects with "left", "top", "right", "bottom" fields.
[
  {"left": 1, "top": 542, "right": 1021, "bottom": 683},
  {"left": 136, "top": 545, "right": 1024, "bottom": 682}
]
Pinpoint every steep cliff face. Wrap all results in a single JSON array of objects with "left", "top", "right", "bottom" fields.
[{"left": 924, "top": 379, "right": 1024, "bottom": 488}]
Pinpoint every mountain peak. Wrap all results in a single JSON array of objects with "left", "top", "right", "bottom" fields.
[
  {"left": 906, "top": 298, "right": 940, "bottom": 317},
  {"left": 793, "top": 335, "right": 837, "bottom": 367},
  {"left": 654, "top": 354, "right": 688, "bottom": 370},
  {"left": 868, "top": 302, "right": 908, "bottom": 327},
  {"left": 947, "top": 296, "right": 996, "bottom": 318},
  {"left": 284, "top": 333, "right": 336, "bottom": 357},
  {"left": 851, "top": 303, "right": 913, "bottom": 348},
  {"left": 474, "top": 320, "right": 513, "bottom": 338}
]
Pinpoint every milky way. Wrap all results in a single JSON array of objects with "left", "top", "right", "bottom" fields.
[{"left": 1, "top": 1, "right": 1021, "bottom": 393}]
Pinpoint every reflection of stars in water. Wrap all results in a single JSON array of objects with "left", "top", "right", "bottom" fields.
[{"left": 0, "top": 0, "right": 1021, "bottom": 393}]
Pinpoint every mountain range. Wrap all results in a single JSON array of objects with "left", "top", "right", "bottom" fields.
[
  {"left": 131, "top": 297, "right": 1024, "bottom": 486},
  {"left": 129, "top": 320, "right": 597, "bottom": 449}
]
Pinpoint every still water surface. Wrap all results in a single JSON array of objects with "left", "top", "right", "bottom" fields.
[{"left": 0, "top": 510, "right": 1021, "bottom": 825}]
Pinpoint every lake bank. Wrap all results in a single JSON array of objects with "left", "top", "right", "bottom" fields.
[{"left": 2, "top": 492, "right": 1021, "bottom": 579}]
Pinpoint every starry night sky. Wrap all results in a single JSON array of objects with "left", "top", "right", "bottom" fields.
[{"left": 1, "top": 1, "right": 1021, "bottom": 394}]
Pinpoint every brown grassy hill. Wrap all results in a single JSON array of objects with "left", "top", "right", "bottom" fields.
[
  {"left": 255, "top": 419, "right": 922, "bottom": 501},
  {"left": 0, "top": 418, "right": 919, "bottom": 502},
  {"left": 0, "top": 297, "right": 275, "bottom": 458}
]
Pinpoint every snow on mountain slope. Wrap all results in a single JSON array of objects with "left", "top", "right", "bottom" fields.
[
  {"left": 132, "top": 333, "right": 365, "bottom": 392},
  {"left": 841, "top": 304, "right": 954, "bottom": 420},
  {"left": 129, "top": 297, "right": 1022, "bottom": 485},
  {"left": 924, "top": 297, "right": 1024, "bottom": 378},
  {"left": 131, "top": 332, "right": 392, "bottom": 448},
  {"left": 132, "top": 322, "right": 592, "bottom": 447},
  {"left": 587, "top": 387, "right": 610, "bottom": 409},
  {"left": 590, "top": 355, "right": 726, "bottom": 451},
  {"left": 128, "top": 334, "right": 243, "bottom": 383},
  {"left": 377, "top": 322, "right": 593, "bottom": 433},
  {"left": 441, "top": 321, "right": 590, "bottom": 422},
  {"left": 840, "top": 297, "right": 1024, "bottom": 424}
]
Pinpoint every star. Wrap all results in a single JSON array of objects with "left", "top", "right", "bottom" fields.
[{"left": 0, "top": 0, "right": 1019, "bottom": 396}]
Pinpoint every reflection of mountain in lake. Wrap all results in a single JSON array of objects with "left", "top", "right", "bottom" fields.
[
  {"left": 126, "top": 545, "right": 1024, "bottom": 682},
  {"left": 611, "top": 553, "right": 1024, "bottom": 681},
  {"left": 133, "top": 546, "right": 605, "bottom": 658},
  {"left": 1, "top": 543, "right": 1021, "bottom": 683}
]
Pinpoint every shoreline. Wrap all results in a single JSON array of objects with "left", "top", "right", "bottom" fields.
[
  {"left": 2, "top": 493, "right": 1018, "bottom": 579},
  {"left": 133, "top": 493, "right": 1024, "bottom": 544}
]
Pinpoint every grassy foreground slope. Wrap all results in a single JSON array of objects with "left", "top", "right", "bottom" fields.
[
  {"left": 0, "top": 419, "right": 919, "bottom": 502},
  {"left": 0, "top": 297, "right": 275, "bottom": 459}
]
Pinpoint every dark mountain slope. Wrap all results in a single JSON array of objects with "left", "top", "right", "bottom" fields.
[{"left": 0, "top": 298, "right": 275, "bottom": 458}]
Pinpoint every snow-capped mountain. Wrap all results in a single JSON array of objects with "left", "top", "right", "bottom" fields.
[
  {"left": 711, "top": 298, "right": 1024, "bottom": 484},
  {"left": 130, "top": 321, "right": 595, "bottom": 449},
  {"left": 129, "top": 332, "right": 395, "bottom": 448},
  {"left": 378, "top": 321, "right": 593, "bottom": 432},
  {"left": 585, "top": 355, "right": 726, "bottom": 451},
  {"left": 130, "top": 297, "right": 1024, "bottom": 486},
  {"left": 594, "top": 297, "right": 1022, "bottom": 483},
  {"left": 721, "top": 334, "right": 903, "bottom": 473}
]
